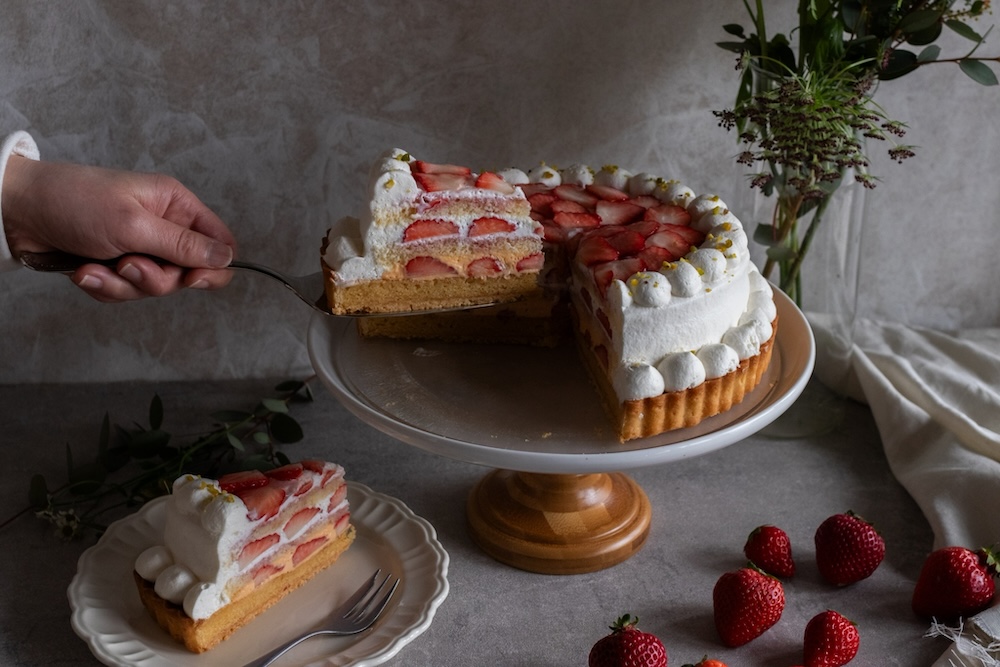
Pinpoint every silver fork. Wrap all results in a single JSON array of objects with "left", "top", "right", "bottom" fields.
[
  {"left": 20, "top": 250, "right": 499, "bottom": 317},
  {"left": 242, "top": 569, "right": 399, "bottom": 667}
]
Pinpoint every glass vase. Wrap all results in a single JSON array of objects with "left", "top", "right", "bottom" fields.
[{"left": 738, "top": 165, "right": 869, "bottom": 436}]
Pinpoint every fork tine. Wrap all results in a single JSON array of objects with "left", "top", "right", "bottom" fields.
[
  {"left": 350, "top": 574, "right": 399, "bottom": 630},
  {"left": 365, "top": 576, "right": 399, "bottom": 622},
  {"left": 344, "top": 572, "right": 390, "bottom": 621},
  {"left": 337, "top": 569, "right": 382, "bottom": 619}
]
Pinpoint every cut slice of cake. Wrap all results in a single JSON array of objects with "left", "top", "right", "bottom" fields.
[
  {"left": 321, "top": 149, "right": 545, "bottom": 315},
  {"left": 133, "top": 460, "right": 355, "bottom": 653}
]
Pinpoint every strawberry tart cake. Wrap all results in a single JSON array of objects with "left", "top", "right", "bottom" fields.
[
  {"left": 321, "top": 150, "right": 778, "bottom": 441},
  {"left": 132, "top": 460, "right": 354, "bottom": 653}
]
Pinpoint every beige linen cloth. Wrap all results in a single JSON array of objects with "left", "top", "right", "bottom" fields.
[{"left": 811, "top": 315, "right": 1000, "bottom": 666}]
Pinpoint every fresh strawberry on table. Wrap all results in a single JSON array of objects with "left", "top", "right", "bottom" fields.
[
  {"left": 712, "top": 565, "right": 785, "bottom": 647},
  {"left": 814, "top": 511, "right": 885, "bottom": 586},
  {"left": 681, "top": 657, "right": 728, "bottom": 667},
  {"left": 744, "top": 524, "right": 795, "bottom": 578},
  {"left": 802, "top": 610, "right": 860, "bottom": 667},
  {"left": 588, "top": 614, "right": 667, "bottom": 667},
  {"left": 912, "top": 545, "right": 1000, "bottom": 621}
]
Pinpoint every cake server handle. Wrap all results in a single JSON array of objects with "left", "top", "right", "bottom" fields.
[
  {"left": 19, "top": 250, "right": 333, "bottom": 315},
  {"left": 243, "top": 569, "right": 398, "bottom": 667},
  {"left": 20, "top": 250, "right": 501, "bottom": 317}
]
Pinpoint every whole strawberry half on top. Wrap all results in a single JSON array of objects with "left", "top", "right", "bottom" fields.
[
  {"left": 745, "top": 524, "right": 795, "bottom": 578},
  {"left": 588, "top": 614, "right": 667, "bottom": 667},
  {"left": 712, "top": 565, "right": 785, "bottom": 647},
  {"left": 814, "top": 511, "right": 885, "bottom": 586},
  {"left": 912, "top": 545, "right": 1000, "bottom": 621}
]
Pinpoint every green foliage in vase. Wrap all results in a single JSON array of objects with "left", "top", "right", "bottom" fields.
[
  {"left": 714, "top": 0, "right": 996, "bottom": 301},
  {"left": 18, "top": 379, "right": 313, "bottom": 540}
]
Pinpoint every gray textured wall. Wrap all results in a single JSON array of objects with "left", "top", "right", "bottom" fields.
[{"left": 1, "top": 1, "right": 997, "bottom": 383}]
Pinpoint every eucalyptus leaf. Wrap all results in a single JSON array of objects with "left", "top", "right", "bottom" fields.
[
  {"left": 149, "top": 394, "right": 164, "bottom": 430},
  {"left": 879, "top": 49, "right": 919, "bottom": 80},
  {"left": 753, "top": 223, "right": 779, "bottom": 246},
  {"left": 242, "top": 454, "right": 274, "bottom": 471},
  {"left": 945, "top": 19, "right": 984, "bottom": 42},
  {"left": 840, "top": 1, "right": 862, "bottom": 32},
  {"left": 917, "top": 45, "right": 941, "bottom": 63},
  {"left": 270, "top": 413, "right": 304, "bottom": 444},
  {"left": 765, "top": 245, "right": 797, "bottom": 262},
  {"left": 261, "top": 398, "right": 289, "bottom": 414},
  {"left": 898, "top": 9, "right": 943, "bottom": 35},
  {"left": 717, "top": 40, "right": 750, "bottom": 54},
  {"left": 227, "top": 432, "right": 246, "bottom": 451},
  {"left": 723, "top": 23, "right": 746, "bottom": 37},
  {"left": 905, "top": 22, "right": 943, "bottom": 47},
  {"left": 959, "top": 59, "right": 998, "bottom": 86},
  {"left": 290, "top": 383, "right": 314, "bottom": 403},
  {"left": 253, "top": 431, "right": 271, "bottom": 445},
  {"left": 29, "top": 473, "right": 48, "bottom": 508}
]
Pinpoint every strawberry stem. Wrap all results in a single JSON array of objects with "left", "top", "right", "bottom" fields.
[{"left": 610, "top": 613, "right": 639, "bottom": 632}]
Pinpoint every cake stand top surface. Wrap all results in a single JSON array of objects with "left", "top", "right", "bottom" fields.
[{"left": 308, "top": 288, "right": 814, "bottom": 474}]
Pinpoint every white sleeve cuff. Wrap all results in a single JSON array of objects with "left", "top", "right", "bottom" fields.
[{"left": 0, "top": 131, "right": 41, "bottom": 272}]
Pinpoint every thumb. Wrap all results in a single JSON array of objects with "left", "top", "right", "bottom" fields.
[{"left": 134, "top": 213, "right": 235, "bottom": 269}]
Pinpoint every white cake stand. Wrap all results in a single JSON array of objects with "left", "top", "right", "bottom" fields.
[{"left": 308, "top": 289, "right": 814, "bottom": 574}]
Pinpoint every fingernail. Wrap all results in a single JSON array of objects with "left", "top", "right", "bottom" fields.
[
  {"left": 189, "top": 279, "right": 209, "bottom": 289},
  {"left": 119, "top": 263, "right": 142, "bottom": 283},
  {"left": 205, "top": 242, "right": 233, "bottom": 268},
  {"left": 77, "top": 274, "right": 103, "bottom": 290}
]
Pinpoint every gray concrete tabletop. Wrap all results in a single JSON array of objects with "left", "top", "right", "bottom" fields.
[{"left": 0, "top": 378, "right": 948, "bottom": 666}]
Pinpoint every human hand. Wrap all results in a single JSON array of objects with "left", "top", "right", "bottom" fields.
[{"left": 1, "top": 156, "right": 237, "bottom": 302}]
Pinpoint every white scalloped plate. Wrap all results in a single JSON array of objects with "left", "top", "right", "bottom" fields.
[{"left": 68, "top": 482, "right": 449, "bottom": 667}]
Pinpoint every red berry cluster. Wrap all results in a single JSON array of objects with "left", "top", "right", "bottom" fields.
[
  {"left": 715, "top": 512, "right": 1000, "bottom": 666},
  {"left": 587, "top": 513, "right": 999, "bottom": 667},
  {"left": 713, "top": 512, "right": 884, "bottom": 666}
]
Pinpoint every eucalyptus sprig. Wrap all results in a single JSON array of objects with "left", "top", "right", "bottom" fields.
[
  {"left": 716, "top": 0, "right": 997, "bottom": 191},
  {"left": 713, "top": 0, "right": 998, "bottom": 303},
  {"left": 4, "top": 378, "right": 315, "bottom": 540}
]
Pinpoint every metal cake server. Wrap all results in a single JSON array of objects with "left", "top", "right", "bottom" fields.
[{"left": 20, "top": 250, "right": 497, "bottom": 317}]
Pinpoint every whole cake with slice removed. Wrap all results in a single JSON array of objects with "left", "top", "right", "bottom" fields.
[
  {"left": 133, "top": 460, "right": 354, "bottom": 653},
  {"left": 321, "top": 150, "right": 778, "bottom": 442}
]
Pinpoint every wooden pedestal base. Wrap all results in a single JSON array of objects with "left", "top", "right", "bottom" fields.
[{"left": 466, "top": 470, "right": 652, "bottom": 574}]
